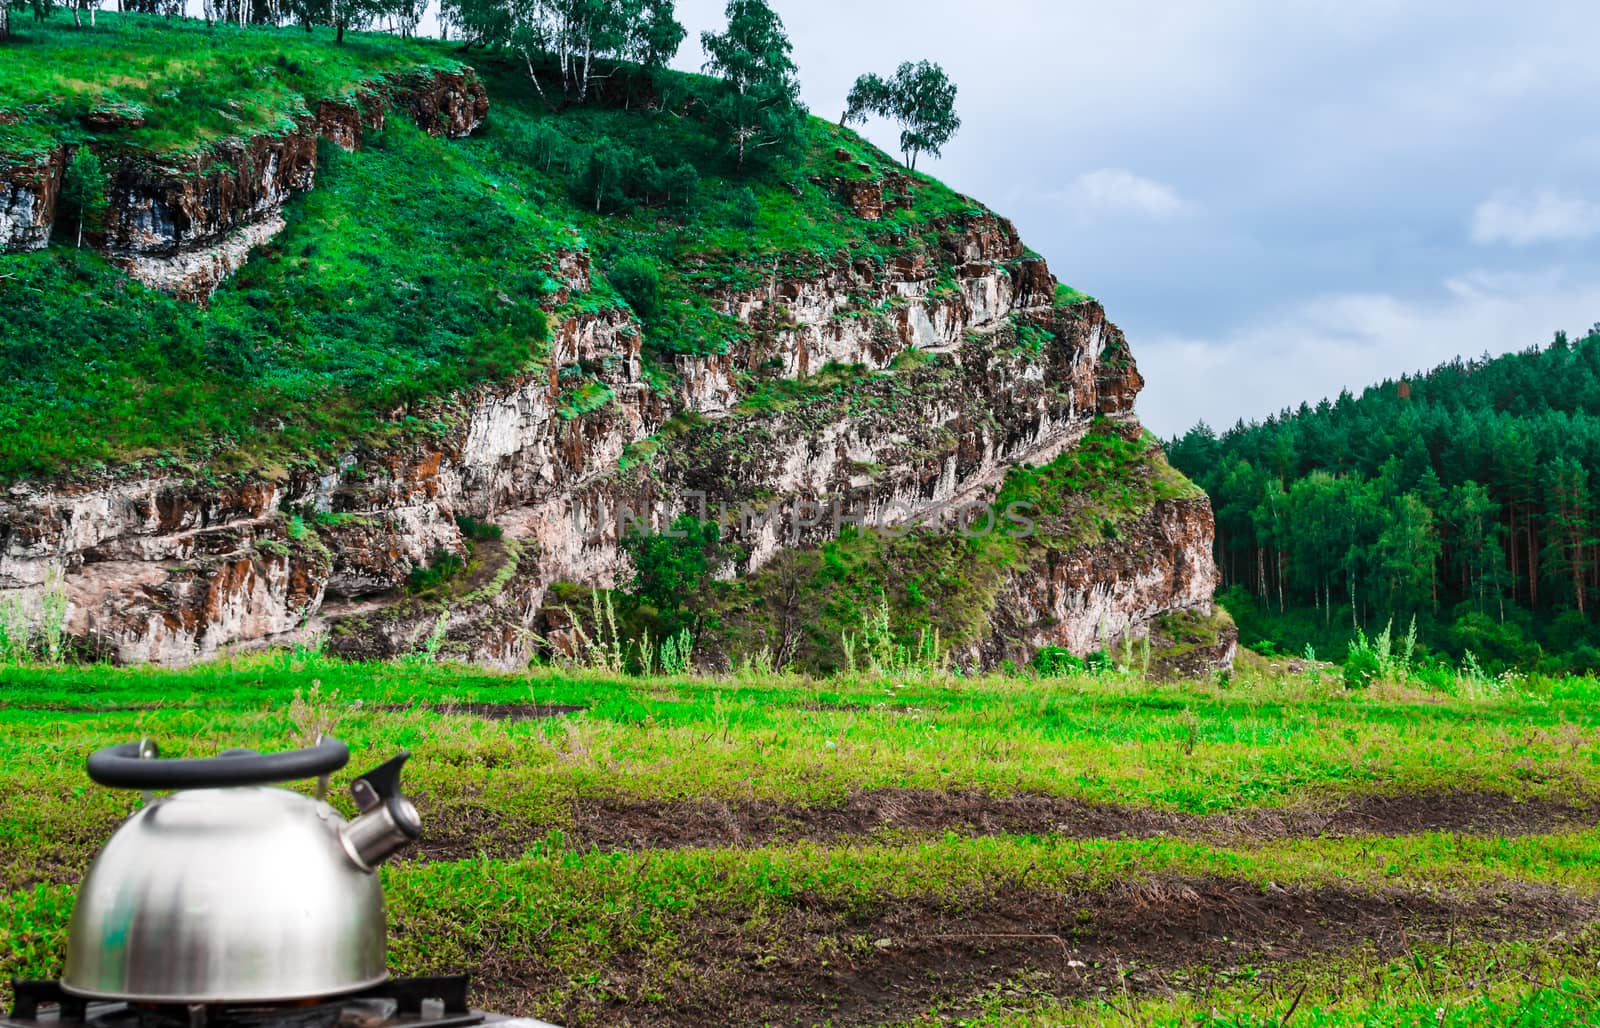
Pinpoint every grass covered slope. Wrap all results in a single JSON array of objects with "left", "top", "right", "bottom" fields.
[
  {"left": 0, "top": 13, "right": 462, "bottom": 157},
  {"left": 458, "top": 58, "right": 987, "bottom": 357},
  {"left": 0, "top": 120, "right": 565, "bottom": 477},
  {"left": 0, "top": 16, "right": 1034, "bottom": 483},
  {"left": 4, "top": 658, "right": 1600, "bottom": 1025}
]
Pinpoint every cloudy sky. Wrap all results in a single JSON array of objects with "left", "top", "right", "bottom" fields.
[{"left": 665, "top": 0, "right": 1600, "bottom": 436}]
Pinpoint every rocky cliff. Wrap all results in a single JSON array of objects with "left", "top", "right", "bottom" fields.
[{"left": 0, "top": 53, "right": 1231, "bottom": 673}]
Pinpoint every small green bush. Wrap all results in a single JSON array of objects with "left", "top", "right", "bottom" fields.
[
  {"left": 610, "top": 255, "right": 662, "bottom": 321},
  {"left": 455, "top": 515, "right": 503, "bottom": 544},
  {"left": 1031, "top": 646, "right": 1085, "bottom": 676},
  {"left": 731, "top": 186, "right": 760, "bottom": 229},
  {"left": 1031, "top": 647, "right": 1116, "bottom": 676},
  {"left": 1343, "top": 643, "right": 1380, "bottom": 690},
  {"left": 406, "top": 549, "right": 465, "bottom": 595}
]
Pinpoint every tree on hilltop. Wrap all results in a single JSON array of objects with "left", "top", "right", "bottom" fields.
[
  {"left": 627, "top": 0, "right": 685, "bottom": 70},
  {"left": 843, "top": 60, "right": 960, "bottom": 171},
  {"left": 446, "top": 0, "right": 685, "bottom": 103},
  {"left": 700, "top": 0, "right": 804, "bottom": 173},
  {"left": 840, "top": 72, "right": 890, "bottom": 128}
]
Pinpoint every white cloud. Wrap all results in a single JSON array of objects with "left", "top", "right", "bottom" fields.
[
  {"left": 1470, "top": 188, "right": 1600, "bottom": 246},
  {"left": 1057, "top": 169, "right": 1193, "bottom": 221},
  {"left": 1133, "top": 266, "right": 1600, "bottom": 438}
]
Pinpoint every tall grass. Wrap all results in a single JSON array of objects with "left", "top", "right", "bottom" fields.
[
  {"left": 1344, "top": 615, "right": 1509, "bottom": 697},
  {"left": 0, "top": 569, "right": 70, "bottom": 667},
  {"left": 841, "top": 597, "right": 949, "bottom": 676}
]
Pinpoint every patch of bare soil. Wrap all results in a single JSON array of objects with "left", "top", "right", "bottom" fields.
[
  {"left": 373, "top": 702, "right": 585, "bottom": 721},
  {"left": 3, "top": 704, "right": 165, "bottom": 713},
  {"left": 471, "top": 877, "right": 1591, "bottom": 1027},
  {"left": 1218, "top": 789, "right": 1599, "bottom": 839},
  {"left": 411, "top": 787, "right": 1600, "bottom": 863}
]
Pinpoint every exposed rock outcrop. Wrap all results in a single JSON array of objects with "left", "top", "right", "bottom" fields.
[
  {"left": 101, "top": 130, "right": 318, "bottom": 258},
  {"left": 0, "top": 195, "right": 1225, "bottom": 670},
  {"left": 0, "top": 149, "right": 66, "bottom": 253},
  {"left": 982, "top": 496, "right": 1223, "bottom": 665}
]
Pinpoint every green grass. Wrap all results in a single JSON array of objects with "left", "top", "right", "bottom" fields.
[
  {"left": 0, "top": 13, "right": 460, "bottom": 157},
  {"left": 3, "top": 656, "right": 1600, "bottom": 1024}
]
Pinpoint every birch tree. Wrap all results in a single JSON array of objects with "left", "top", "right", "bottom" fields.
[
  {"left": 699, "top": 0, "right": 803, "bottom": 173},
  {"left": 843, "top": 60, "right": 960, "bottom": 170}
]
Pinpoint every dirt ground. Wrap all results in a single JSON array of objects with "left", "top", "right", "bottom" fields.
[
  {"left": 412, "top": 787, "right": 1600, "bottom": 863},
  {"left": 471, "top": 876, "right": 1592, "bottom": 1027}
]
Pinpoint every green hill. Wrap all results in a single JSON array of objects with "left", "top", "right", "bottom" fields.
[
  {"left": 0, "top": 9, "right": 1227, "bottom": 679},
  {"left": 1, "top": 13, "right": 983, "bottom": 481}
]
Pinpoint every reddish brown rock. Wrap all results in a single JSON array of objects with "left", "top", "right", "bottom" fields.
[
  {"left": 836, "top": 177, "right": 884, "bottom": 220},
  {"left": 81, "top": 104, "right": 148, "bottom": 131},
  {"left": 0, "top": 148, "right": 66, "bottom": 252},
  {"left": 392, "top": 67, "right": 489, "bottom": 139}
]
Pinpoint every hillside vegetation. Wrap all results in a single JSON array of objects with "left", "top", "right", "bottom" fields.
[
  {"left": 1169, "top": 329, "right": 1600, "bottom": 675},
  {"left": 0, "top": 16, "right": 461, "bottom": 156},
  {"left": 0, "top": 12, "right": 984, "bottom": 481},
  {"left": 3, "top": 119, "right": 563, "bottom": 476}
]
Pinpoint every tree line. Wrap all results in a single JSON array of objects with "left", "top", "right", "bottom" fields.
[{"left": 1167, "top": 326, "right": 1600, "bottom": 671}]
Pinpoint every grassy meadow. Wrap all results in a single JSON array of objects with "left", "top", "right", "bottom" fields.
[{"left": 5, "top": 654, "right": 1600, "bottom": 1026}]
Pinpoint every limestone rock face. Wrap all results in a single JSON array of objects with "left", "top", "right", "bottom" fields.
[
  {"left": 0, "top": 203, "right": 1226, "bottom": 671},
  {"left": 0, "top": 81, "right": 1225, "bottom": 671},
  {"left": 0, "top": 149, "right": 66, "bottom": 252},
  {"left": 981, "top": 496, "right": 1224, "bottom": 666}
]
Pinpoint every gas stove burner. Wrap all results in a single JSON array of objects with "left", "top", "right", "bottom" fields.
[
  {"left": 130, "top": 1003, "right": 351, "bottom": 1028},
  {"left": 4, "top": 978, "right": 557, "bottom": 1028}
]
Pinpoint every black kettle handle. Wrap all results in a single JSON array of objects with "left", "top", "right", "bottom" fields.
[{"left": 86, "top": 737, "right": 350, "bottom": 790}]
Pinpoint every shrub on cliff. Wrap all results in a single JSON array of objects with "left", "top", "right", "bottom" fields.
[
  {"left": 622, "top": 515, "right": 726, "bottom": 635},
  {"left": 609, "top": 255, "right": 661, "bottom": 321}
]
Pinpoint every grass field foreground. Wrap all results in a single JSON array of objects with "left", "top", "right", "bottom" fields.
[{"left": 4, "top": 656, "right": 1600, "bottom": 1025}]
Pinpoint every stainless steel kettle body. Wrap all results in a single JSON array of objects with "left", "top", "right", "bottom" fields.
[{"left": 61, "top": 739, "right": 421, "bottom": 1004}]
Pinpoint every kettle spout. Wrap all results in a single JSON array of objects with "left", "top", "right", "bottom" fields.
[
  {"left": 338, "top": 751, "right": 422, "bottom": 871},
  {"left": 339, "top": 795, "right": 422, "bottom": 870}
]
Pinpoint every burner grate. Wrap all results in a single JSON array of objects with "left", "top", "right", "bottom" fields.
[
  {"left": 7, "top": 977, "right": 478, "bottom": 1028},
  {"left": 9, "top": 983, "right": 85, "bottom": 1022}
]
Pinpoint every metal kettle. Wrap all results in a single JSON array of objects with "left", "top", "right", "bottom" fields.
[{"left": 61, "top": 738, "right": 422, "bottom": 1004}]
